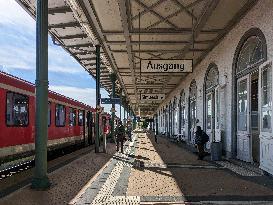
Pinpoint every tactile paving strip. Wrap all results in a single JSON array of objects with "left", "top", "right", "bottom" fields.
[
  {"left": 215, "top": 161, "right": 262, "bottom": 177},
  {"left": 89, "top": 134, "right": 141, "bottom": 205}
]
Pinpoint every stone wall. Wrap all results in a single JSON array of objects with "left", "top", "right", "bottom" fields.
[{"left": 157, "top": 0, "right": 273, "bottom": 157}]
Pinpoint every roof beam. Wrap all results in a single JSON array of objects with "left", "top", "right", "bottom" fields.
[
  {"left": 103, "top": 29, "right": 221, "bottom": 35},
  {"left": 48, "top": 21, "right": 80, "bottom": 29},
  {"left": 171, "top": 0, "right": 220, "bottom": 59},
  {"left": 171, "top": 0, "right": 197, "bottom": 20},
  {"left": 118, "top": 0, "right": 139, "bottom": 106},
  {"left": 131, "top": 0, "right": 166, "bottom": 21},
  {"left": 107, "top": 40, "right": 213, "bottom": 45},
  {"left": 79, "top": 57, "right": 96, "bottom": 61},
  {"left": 84, "top": 62, "right": 104, "bottom": 66},
  {"left": 110, "top": 48, "right": 207, "bottom": 53},
  {"left": 186, "top": 0, "right": 206, "bottom": 9},
  {"left": 59, "top": 33, "right": 87, "bottom": 40},
  {"left": 160, "top": 0, "right": 220, "bottom": 108},
  {"left": 69, "top": 0, "right": 133, "bottom": 109},
  {"left": 72, "top": 50, "right": 104, "bottom": 55},
  {"left": 48, "top": 6, "right": 71, "bottom": 14},
  {"left": 66, "top": 43, "right": 93, "bottom": 48},
  {"left": 133, "top": 0, "right": 178, "bottom": 29},
  {"left": 146, "top": 0, "right": 206, "bottom": 29},
  {"left": 194, "top": 0, "right": 259, "bottom": 68}
]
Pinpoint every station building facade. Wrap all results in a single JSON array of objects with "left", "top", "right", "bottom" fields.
[{"left": 156, "top": 0, "right": 273, "bottom": 175}]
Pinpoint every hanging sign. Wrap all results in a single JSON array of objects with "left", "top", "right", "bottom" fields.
[
  {"left": 140, "top": 93, "right": 165, "bottom": 101},
  {"left": 101, "top": 98, "right": 120, "bottom": 104},
  {"left": 141, "top": 59, "right": 193, "bottom": 73}
]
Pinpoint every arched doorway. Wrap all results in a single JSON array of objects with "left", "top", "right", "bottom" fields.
[
  {"left": 173, "top": 97, "right": 179, "bottom": 135},
  {"left": 161, "top": 109, "right": 163, "bottom": 133},
  {"left": 179, "top": 90, "right": 186, "bottom": 138},
  {"left": 204, "top": 63, "right": 220, "bottom": 149},
  {"left": 189, "top": 80, "right": 197, "bottom": 144},
  {"left": 233, "top": 28, "right": 267, "bottom": 163},
  {"left": 165, "top": 105, "right": 169, "bottom": 135},
  {"left": 169, "top": 101, "right": 173, "bottom": 136}
]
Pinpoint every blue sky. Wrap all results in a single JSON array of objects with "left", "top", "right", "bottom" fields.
[{"left": 0, "top": 0, "right": 123, "bottom": 117}]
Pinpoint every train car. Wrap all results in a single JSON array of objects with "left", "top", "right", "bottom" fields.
[{"left": 0, "top": 71, "right": 100, "bottom": 163}]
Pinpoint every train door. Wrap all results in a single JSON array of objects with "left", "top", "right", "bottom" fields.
[
  {"left": 87, "top": 111, "right": 93, "bottom": 145},
  {"left": 83, "top": 110, "right": 87, "bottom": 146}
]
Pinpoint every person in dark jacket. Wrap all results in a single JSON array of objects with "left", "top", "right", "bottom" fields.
[
  {"left": 195, "top": 126, "right": 208, "bottom": 160},
  {"left": 115, "top": 120, "right": 126, "bottom": 153}
]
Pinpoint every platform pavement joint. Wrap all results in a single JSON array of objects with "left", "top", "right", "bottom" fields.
[{"left": 73, "top": 132, "right": 141, "bottom": 205}]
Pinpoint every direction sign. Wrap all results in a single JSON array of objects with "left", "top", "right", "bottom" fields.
[
  {"left": 140, "top": 94, "right": 165, "bottom": 101},
  {"left": 141, "top": 59, "right": 192, "bottom": 73},
  {"left": 101, "top": 98, "right": 120, "bottom": 104}
]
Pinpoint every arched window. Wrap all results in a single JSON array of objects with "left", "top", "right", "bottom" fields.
[
  {"left": 205, "top": 63, "right": 219, "bottom": 92},
  {"left": 235, "top": 28, "right": 267, "bottom": 76},
  {"left": 237, "top": 36, "right": 264, "bottom": 74}
]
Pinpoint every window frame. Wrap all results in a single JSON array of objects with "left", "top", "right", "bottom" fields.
[
  {"left": 6, "top": 91, "right": 30, "bottom": 127},
  {"left": 55, "top": 104, "right": 66, "bottom": 127},
  {"left": 69, "top": 107, "right": 77, "bottom": 126},
  {"left": 78, "top": 110, "right": 84, "bottom": 126},
  {"left": 236, "top": 36, "right": 264, "bottom": 75}
]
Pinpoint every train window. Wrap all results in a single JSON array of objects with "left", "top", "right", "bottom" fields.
[
  {"left": 78, "top": 110, "right": 84, "bottom": 126},
  {"left": 55, "top": 104, "right": 65, "bottom": 127},
  {"left": 69, "top": 108, "right": 76, "bottom": 126},
  {"left": 48, "top": 102, "right": 51, "bottom": 126},
  {"left": 6, "top": 92, "right": 29, "bottom": 127}
]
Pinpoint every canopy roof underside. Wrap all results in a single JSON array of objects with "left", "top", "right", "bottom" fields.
[{"left": 17, "top": 0, "right": 257, "bottom": 116}]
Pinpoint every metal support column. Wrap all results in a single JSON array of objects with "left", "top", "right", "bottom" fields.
[
  {"left": 95, "top": 45, "right": 101, "bottom": 153},
  {"left": 32, "top": 0, "right": 50, "bottom": 189},
  {"left": 109, "top": 73, "right": 116, "bottom": 141}
]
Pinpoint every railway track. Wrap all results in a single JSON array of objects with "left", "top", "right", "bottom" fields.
[
  {"left": 0, "top": 142, "right": 86, "bottom": 181},
  {"left": 0, "top": 143, "right": 96, "bottom": 198},
  {"left": 0, "top": 159, "right": 34, "bottom": 180}
]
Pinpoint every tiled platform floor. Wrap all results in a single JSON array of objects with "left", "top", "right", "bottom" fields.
[{"left": 1, "top": 131, "right": 273, "bottom": 205}]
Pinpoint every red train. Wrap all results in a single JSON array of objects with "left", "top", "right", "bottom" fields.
[{"left": 0, "top": 71, "right": 109, "bottom": 163}]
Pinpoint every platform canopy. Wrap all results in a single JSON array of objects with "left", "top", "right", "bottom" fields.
[{"left": 17, "top": 0, "right": 257, "bottom": 116}]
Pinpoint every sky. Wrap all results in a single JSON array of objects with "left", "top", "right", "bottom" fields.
[{"left": 0, "top": 0, "right": 124, "bottom": 117}]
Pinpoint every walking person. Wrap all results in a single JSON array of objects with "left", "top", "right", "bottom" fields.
[
  {"left": 195, "top": 126, "right": 209, "bottom": 160},
  {"left": 115, "top": 120, "right": 125, "bottom": 153}
]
